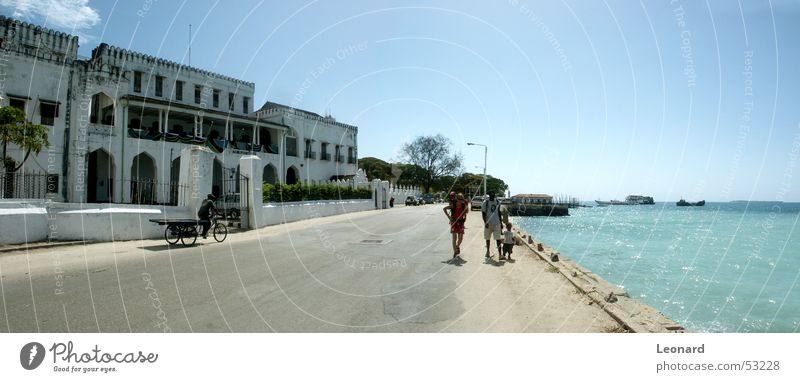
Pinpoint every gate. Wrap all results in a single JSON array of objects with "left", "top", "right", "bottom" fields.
[{"left": 218, "top": 168, "right": 249, "bottom": 225}]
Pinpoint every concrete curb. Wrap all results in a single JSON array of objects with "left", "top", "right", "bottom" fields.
[
  {"left": 514, "top": 228, "right": 686, "bottom": 333},
  {"left": 0, "top": 241, "right": 92, "bottom": 254}
]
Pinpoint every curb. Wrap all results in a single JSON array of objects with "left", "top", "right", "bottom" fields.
[
  {"left": 0, "top": 241, "right": 91, "bottom": 254},
  {"left": 514, "top": 228, "right": 686, "bottom": 333}
]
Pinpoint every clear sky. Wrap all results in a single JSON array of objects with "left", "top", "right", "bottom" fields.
[{"left": 3, "top": 0, "right": 800, "bottom": 202}]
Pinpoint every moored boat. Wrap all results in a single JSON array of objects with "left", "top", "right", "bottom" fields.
[{"left": 677, "top": 199, "right": 705, "bottom": 206}]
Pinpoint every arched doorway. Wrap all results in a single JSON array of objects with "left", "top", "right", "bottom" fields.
[
  {"left": 286, "top": 166, "right": 298, "bottom": 185},
  {"left": 87, "top": 149, "right": 114, "bottom": 203},
  {"left": 263, "top": 164, "right": 277, "bottom": 184},
  {"left": 212, "top": 159, "right": 223, "bottom": 197},
  {"left": 170, "top": 157, "right": 181, "bottom": 205},
  {"left": 130, "top": 152, "right": 156, "bottom": 204}
]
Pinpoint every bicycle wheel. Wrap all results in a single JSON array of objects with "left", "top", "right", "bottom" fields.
[
  {"left": 213, "top": 223, "right": 228, "bottom": 242},
  {"left": 180, "top": 225, "right": 198, "bottom": 246},
  {"left": 165, "top": 224, "right": 180, "bottom": 245}
]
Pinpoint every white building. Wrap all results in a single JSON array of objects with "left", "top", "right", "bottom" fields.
[{"left": 0, "top": 16, "right": 359, "bottom": 204}]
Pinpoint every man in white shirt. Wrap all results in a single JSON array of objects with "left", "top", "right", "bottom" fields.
[{"left": 481, "top": 191, "right": 504, "bottom": 258}]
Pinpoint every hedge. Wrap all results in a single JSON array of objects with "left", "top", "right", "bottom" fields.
[{"left": 263, "top": 183, "right": 372, "bottom": 203}]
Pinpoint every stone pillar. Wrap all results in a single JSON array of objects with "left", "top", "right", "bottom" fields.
[
  {"left": 371, "top": 179, "right": 382, "bottom": 209},
  {"left": 238, "top": 155, "right": 262, "bottom": 229},
  {"left": 178, "top": 146, "right": 215, "bottom": 217},
  {"left": 381, "top": 180, "right": 390, "bottom": 209}
]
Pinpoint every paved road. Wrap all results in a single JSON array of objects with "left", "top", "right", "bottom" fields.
[{"left": 0, "top": 204, "right": 620, "bottom": 332}]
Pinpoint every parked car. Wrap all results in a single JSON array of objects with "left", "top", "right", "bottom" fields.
[
  {"left": 216, "top": 193, "right": 241, "bottom": 219},
  {"left": 471, "top": 196, "right": 484, "bottom": 210},
  {"left": 416, "top": 196, "right": 425, "bottom": 205},
  {"left": 421, "top": 194, "right": 435, "bottom": 204},
  {"left": 405, "top": 196, "right": 417, "bottom": 206}
]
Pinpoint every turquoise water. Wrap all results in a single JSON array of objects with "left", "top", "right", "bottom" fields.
[{"left": 514, "top": 202, "right": 800, "bottom": 333}]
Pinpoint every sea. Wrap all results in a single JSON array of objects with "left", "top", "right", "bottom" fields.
[{"left": 513, "top": 202, "right": 800, "bottom": 333}]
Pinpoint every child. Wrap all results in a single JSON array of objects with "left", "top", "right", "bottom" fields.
[{"left": 501, "top": 222, "right": 514, "bottom": 260}]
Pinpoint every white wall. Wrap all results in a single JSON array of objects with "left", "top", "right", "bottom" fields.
[
  {"left": 255, "top": 200, "right": 372, "bottom": 227},
  {"left": 0, "top": 202, "right": 49, "bottom": 244},
  {"left": 50, "top": 204, "right": 192, "bottom": 242}
]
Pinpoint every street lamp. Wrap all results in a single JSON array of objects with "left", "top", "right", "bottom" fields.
[{"left": 467, "top": 142, "right": 487, "bottom": 197}]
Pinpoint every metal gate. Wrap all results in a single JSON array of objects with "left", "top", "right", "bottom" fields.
[{"left": 218, "top": 168, "right": 249, "bottom": 225}]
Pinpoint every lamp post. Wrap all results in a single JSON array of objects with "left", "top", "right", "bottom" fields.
[{"left": 467, "top": 142, "right": 487, "bottom": 197}]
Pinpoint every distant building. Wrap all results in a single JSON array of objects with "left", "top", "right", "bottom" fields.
[
  {"left": 510, "top": 194, "right": 553, "bottom": 204},
  {"left": 0, "top": 16, "right": 358, "bottom": 204}
]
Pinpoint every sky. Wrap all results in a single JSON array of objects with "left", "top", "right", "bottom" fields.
[{"left": 2, "top": 0, "right": 800, "bottom": 202}]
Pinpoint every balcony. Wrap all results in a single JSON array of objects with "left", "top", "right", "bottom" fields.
[
  {"left": 304, "top": 151, "right": 317, "bottom": 159},
  {"left": 335, "top": 155, "right": 344, "bottom": 163},
  {"left": 347, "top": 156, "right": 356, "bottom": 164},
  {"left": 321, "top": 153, "right": 331, "bottom": 161}
]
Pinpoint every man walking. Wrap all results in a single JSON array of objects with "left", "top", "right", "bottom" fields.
[{"left": 482, "top": 191, "right": 503, "bottom": 258}]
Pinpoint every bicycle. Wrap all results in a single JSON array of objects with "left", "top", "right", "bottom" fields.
[{"left": 150, "top": 216, "right": 228, "bottom": 246}]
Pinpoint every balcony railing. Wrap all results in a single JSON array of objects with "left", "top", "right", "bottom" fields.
[
  {"left": 321, "top": 153, "right": 331, "bottom": 161},
  {"left": 335, "top": 155, "right": 344, "bottom": 163},
  {"left": 304, "top": 151, "right": 317, "bottom": 159},
  {"left": 347, "top": 156, "right": 356, "bottom": 164}
]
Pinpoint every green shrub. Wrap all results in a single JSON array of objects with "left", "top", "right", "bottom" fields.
[{"left": 262, "top": 183, "right": 372, "bottom": 202}]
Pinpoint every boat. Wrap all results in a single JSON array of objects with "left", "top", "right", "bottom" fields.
[
  {"left": 676, "top": 199, "right": 705, "bottom": 206},
  {"left": 595, "top": 195, "right": 655, "bottom": 206}
]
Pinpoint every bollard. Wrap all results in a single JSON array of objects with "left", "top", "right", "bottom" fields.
[
  {"left": 537, "top": 243, "right": 543, "bottom": 251},
  {"left": 550, "top": 252, "right": 559, "bottom": 262},
  {"left": 528, "top": 236, "right": 534, "bottom": 245}
]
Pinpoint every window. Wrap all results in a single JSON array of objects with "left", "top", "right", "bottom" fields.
[
  {"left": 194, "top": 85, "right": 201, "bottom": 104},
  {"left": 134, "top": 71, "right": 142, "bottom": 93},
  {"left": 228, "top": 93, "right": 235, "bottom": 111},
  {"left": 155, "top": 76, "right": 163, "bottom": 97},
  {"left": 243, "top": 97, "right": 250, "bottom": 113},
  {"left": 9, "top": 98, "right": 25, "bottom": 111},
  {"left": 304, "top": 139, "right": 315, "bottom": 159},
  {"left": 175, "top": 81, "right": 184, "bottom": 100},
  {"left": 321, "top": 142, "right": 330, "bottom": 161},
  {"left": 39, "top": 102, "right": 58, "bottom": 126},
  {"left": 213, "top": 89, "right": 219, "bottom": 108},
  {"left": 335, "top": 145, "right": 342, "bottom": 162}
]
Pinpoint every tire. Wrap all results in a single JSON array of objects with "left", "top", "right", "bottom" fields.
[
  {"left": 181, "top": 226, "right": 198, "bottom": 246},
  {"left": 230, "top": 209, "right": 240, "bottom": 220},
  {"left": 165, "top": 225, "right": 180, "bottom": 245},
  {"left": 213, "top": 223, "right": 228, "bottom": 242}
]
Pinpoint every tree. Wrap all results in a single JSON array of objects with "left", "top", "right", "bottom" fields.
[
  {"left": 399, "top": 134, "right": 463, "bottom": 193},
  {"left": 0, "top": 106, "right": 50, "bottom": 173},
  {"left": 358, "top": 157, "right": 392, "bottom": 181}
]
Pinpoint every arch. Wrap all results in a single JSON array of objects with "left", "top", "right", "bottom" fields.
[
  {"left": 212, "top": 159, "right": 223, "bottom": 197},
  {"left": 87, "top": 149, "right": 115, "bottom": 203},
  {"left": 130, "top": 152, "right": 157, "bottom": 204},
  {"left": 286, "top": 166, "right": 299, "bottom": 185},
  {"left": 263, "top": 163, "right": 278, "bottom": 185},
  {"left": 90, "top": 92, "right": 115, "bottom": 126},
  {"left": 169, "top": 156, "right": 181, "bottom": 205}
]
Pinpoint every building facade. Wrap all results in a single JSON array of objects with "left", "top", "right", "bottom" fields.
[{"left": 0, "top": 16, "right": 358, "bottom": 204}]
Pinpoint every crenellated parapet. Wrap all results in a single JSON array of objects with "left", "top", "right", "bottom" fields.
[{"left": 0, "top": 15, "right": 78, "bottom": 64}]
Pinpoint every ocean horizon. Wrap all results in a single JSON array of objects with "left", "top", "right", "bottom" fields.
[{"left": 514, "top": 201, "right": 800, "bottom": 333}]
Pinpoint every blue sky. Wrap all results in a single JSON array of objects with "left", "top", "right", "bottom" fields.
[{"left": 3, "top": 0, "right": 800, "bottom": 202}]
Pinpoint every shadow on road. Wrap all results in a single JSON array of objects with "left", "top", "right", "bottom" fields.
[
  {"left": 138, "top": 243, "right": 210, "bottom": 252},
  {"left": 442, "top": 257, "right": 468, "bottom": 266}
]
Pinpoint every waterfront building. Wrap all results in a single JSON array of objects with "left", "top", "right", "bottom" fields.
[{"left": 0, "top": 16, "right": 358, "bottom": 204}]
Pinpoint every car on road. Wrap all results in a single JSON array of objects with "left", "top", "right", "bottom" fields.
[
  {"left": 216, "top": 193, "right": 241, "bottom": 219},
  {"left": 471, "top": 196, "right": 484, "bottom": 210},
  {"left": 421, "top": 194, "right": 435, "bottom": 205},
  {"left": 405, "top": 196, "right": 417, "bottom": 206}
]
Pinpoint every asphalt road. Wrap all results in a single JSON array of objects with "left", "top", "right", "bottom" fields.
[{"left": 0, "top": 204, "right": 620, "bottom": 332}]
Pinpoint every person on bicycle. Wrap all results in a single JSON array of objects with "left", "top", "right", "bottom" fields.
[{"left": 198, "top": 194, "right": 218, "bottom": 239}]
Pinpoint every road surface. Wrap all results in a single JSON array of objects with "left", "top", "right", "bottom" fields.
[{"left": 0, "top": 204, "right": 621, "bottom": 332}]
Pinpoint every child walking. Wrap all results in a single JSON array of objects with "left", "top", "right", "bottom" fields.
[{"left": 501, "top": 222, "right": 514, "bottom": 260}]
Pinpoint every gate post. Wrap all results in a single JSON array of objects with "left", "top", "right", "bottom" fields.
[
  {"left": 178, "top": 146, "right": 214, "bottom": 216},
  {"left": 238, "top": 155, "right": 262, "bottom": 229}
]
